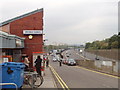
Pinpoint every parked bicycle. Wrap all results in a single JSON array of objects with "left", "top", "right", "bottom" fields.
[{"left": 23, "top": 70, "right": 44, "bottom": 88}]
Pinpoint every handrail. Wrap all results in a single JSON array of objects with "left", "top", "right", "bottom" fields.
[{"left": 0, "top": 83, "right": 18, "bottom": 90}]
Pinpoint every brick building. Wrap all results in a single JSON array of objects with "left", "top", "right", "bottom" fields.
[{"left": 0, "top": 8, "right": 44, "bottom": 67}]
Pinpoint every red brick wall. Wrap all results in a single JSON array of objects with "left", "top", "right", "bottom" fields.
[
  {"left": 9, "top": 11, "right": 43, "bottom": 66},
  {"left": 0, "top": 24, "right": 10, "bottom": 33}
]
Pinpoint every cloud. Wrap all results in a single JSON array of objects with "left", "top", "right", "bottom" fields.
[
  {"left": 0, "top": 0, "right": 118, "bottom": 44},
  {"left": 44, "top": 1, "right": 118, "bottom": 44}
]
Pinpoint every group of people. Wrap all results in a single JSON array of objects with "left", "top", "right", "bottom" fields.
[{"left": 23, "top": 55, "right": 49, "bottom": 76}]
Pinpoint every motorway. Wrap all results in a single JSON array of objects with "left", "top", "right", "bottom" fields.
[
  {"left": 62, "top": 49, "right": 116, "bottom": 61},
  {"left": 49, "top": 50, "right": 119, "bottom": 89}
]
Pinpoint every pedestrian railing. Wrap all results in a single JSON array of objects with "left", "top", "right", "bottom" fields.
[{"left": 0, "top": 83, "right": 18, "bottom": 90}]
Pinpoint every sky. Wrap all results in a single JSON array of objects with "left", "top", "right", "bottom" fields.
[{"left": 0, "top": 0, "right": 119, "bottom": 45}]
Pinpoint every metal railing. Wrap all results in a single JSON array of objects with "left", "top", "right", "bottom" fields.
[{"left": 0, "top": 83, "right": 18, "bottom": 90}]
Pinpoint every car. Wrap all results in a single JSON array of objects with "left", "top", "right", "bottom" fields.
[
  {"left": 62, "top": 59, "right": 68, "bottom": 64},
  {"left": 79, "top": 49, "right": 83, "bottom": 54},
  {"left": 67, "top": 59, "right": 76, "bottom": 66},
  {"left": 62, "top": 59, "right": 66, "bottom": 64},
  {"left": 52, "top": 58, "right": 57, "bottom": 62}
]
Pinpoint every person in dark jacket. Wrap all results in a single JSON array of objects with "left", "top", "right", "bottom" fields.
[
  {"left": 59, "top": 59, "right": 62, "bottom": 66},
  {"left": 46, "top": 57, "right": 49, "bottom": 67},
  {"left": 34, "top": 56, "right": 42, "bottom": 76},
  {"left": 59, "top": 53, "right": 63, "bottom": 66}
]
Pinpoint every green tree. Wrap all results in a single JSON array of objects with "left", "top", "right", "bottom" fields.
[
  {"left": 85, "top": 42, "right": 91, "bottom": 49},
  {"left": 85, "top": 34, "right": 119, "bottom": 50},
  {"left": 108, "top": 34, "right": 118, "bottom": 49},
  {"left": 111, "top": 41, "right": 118, "bottom": 48}
]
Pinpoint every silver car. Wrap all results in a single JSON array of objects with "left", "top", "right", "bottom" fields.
[
  {"left": 67, "top": 59, "right": 76, "bottom": 66},
  {"left": 53, "top": 58, "right": 57, "bottom": 62}
]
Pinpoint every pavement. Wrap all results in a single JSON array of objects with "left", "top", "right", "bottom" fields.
[
  {"left": 40, "top": 67, "right": 57, "bottom": 88},
  {"left": 22, "top": 66, "right": 57, "bottom": 89}
]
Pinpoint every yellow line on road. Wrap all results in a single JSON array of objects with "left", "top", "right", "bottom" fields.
[
  {"left": 50, "top": 65, "right": 70, "bottom": 90},
  {"left": 76, "top": 66, "right": 120, "bottom": 79},
  {"left": 50, "top": 66, "right": 65, "bottom": 90},
  {"left": 51, "top": 66, "right": 70, "bottom": 90}
]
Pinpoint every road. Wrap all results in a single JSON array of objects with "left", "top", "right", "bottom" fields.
[
  {"left": 62, "top": 49, "right": 116, "bottom": 61},
  {"left": 49, "top": 50, "right": 118, "bottom": 89}
]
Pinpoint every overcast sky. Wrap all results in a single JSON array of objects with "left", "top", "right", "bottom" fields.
[{"left": 0, "top": 0, "right": 119, "bottom": 45}]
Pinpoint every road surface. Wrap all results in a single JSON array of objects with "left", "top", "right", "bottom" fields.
[{"left": 49, "top": 51, "right": 118, "bottom": 89}]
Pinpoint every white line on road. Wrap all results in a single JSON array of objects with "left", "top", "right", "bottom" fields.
[{"left": 76, "top": 53, "right": 91, "bottom": 60}]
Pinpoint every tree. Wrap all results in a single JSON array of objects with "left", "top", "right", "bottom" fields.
[
  {"left": 85, "top": 34, "right": 119, "bottom": 50},
  {"left": 111, "top": 41, "right": 118, "bottom": 48},
  {"left": 108, "top": 34, "right": 118, "bottom": 49},
  {"left": 85, "top": 42, "right": 91, "bottom": 49}
]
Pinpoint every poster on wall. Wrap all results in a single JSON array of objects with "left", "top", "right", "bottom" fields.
[
  {"left": 3, "top": 58, "right": 9, "bottom": 62},
  {"left": 16, "top": 39, "right": 22, "bottom": 47}
]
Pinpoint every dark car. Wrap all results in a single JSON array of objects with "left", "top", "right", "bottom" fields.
[{"left": 67, "top": 59, "right": 76, "bottom": 66}]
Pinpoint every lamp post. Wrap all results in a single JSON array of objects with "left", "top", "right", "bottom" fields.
[
  {"left": 95, "top": 44, "right": 99, "bottom": 60},
  {"left": 84, "top": 49, "right": 86, "bottom": 58}
]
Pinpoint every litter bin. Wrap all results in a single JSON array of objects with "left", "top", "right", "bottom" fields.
[{"left": 0, "top": 62, "right": 25, "bottom": 88}]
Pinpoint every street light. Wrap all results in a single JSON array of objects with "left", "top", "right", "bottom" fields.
[
  {"left": 84, "top": 50, "right": 86, "bottom": 58},
  {"left": 95, "top": 45, "right": 99, "bottom": 60},
  {"left": 28, "top": 35, "right": 33, "bottom": 40}
]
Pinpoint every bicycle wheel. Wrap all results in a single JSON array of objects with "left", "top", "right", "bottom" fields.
[
  {"left": 27, "top": 75, "right": 34, "bottom": 87},
  {"left": 34, "top": 74, "right": 44, "bottom": 87}
]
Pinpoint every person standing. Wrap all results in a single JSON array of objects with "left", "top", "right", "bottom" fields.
[
  {"left": 24, "top": 56, "right": 30, "bottom": 71},
  {"left": 59, "top": 59, "right": 62, "bottom": 66},
  {"left": 59, "top": 53, "right": 63, "bottom": 67},
  {"left": 46, "top": 57, "right": 49, "bottom": 67},
  {"left": 34, "top": 56, "right": 42, "bottom": 76}
]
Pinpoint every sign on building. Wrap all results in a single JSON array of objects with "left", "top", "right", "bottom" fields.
[{"left": 23, "top": 30, "right": 43, "bottom": 35}]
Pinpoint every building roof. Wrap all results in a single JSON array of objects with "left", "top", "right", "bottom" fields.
[
  {"left": 0, "top": 8, "right": 43, "bottom": 27},
  {"left": 0, "top": 30, "right": 25, "bottom": 40}
]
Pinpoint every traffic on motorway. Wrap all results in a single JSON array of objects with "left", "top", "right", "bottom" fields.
[
  {"left": 50, "top": 49, "right": 77, "bottom": 66},
  {"left": 48, "top": 48, "right": 119, "bottom": 89}
]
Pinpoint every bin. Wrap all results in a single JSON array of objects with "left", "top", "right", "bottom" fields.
[{"left": 0, "top": 62, "right": 25, "bottom": 88}]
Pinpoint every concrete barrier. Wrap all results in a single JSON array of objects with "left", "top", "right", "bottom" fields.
[{"left": 75, "top": 59, "right": 119, "bottom": 76}]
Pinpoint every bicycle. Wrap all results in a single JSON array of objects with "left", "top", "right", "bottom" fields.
[{"left": 24, "top": 71, "right": 44, "bottom": 88}]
